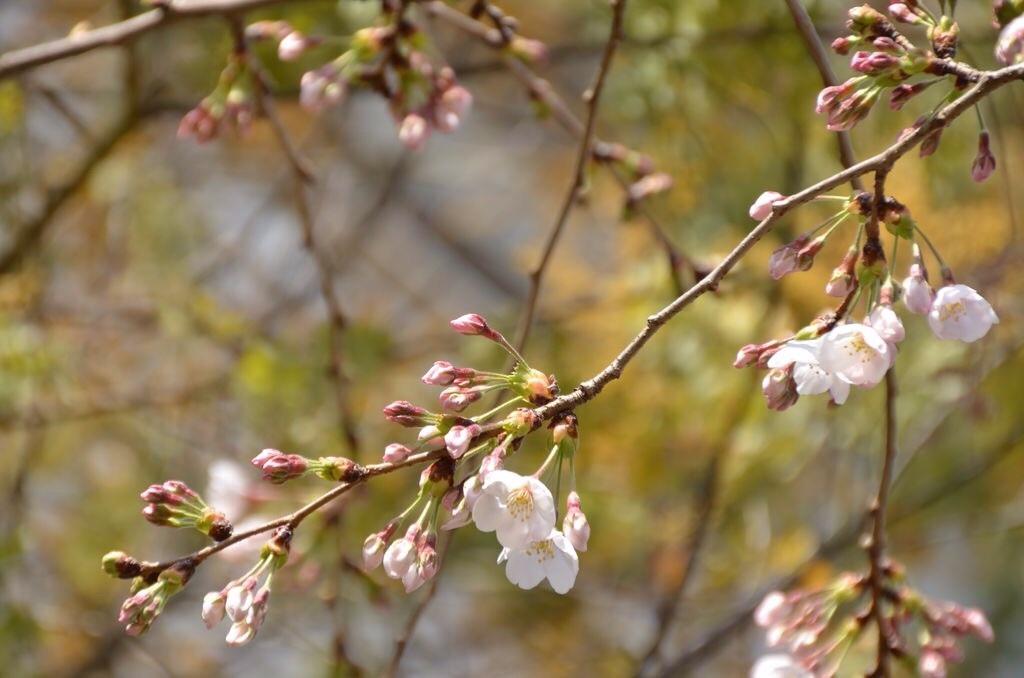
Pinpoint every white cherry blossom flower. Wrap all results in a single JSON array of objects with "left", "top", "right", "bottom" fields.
[
  {"left": 750, "top": 654, "right": 812, "bottom": 678},
  {"left": 472, "top": 470, "right": 555, "bottom": 549},
  {"left": 818, "top": 323, "right": 891, "bottom": 387},
  {"left": 927, "top": 284, "right": 999, "bottom": 342},
  {"left": 767, "top": 339, "right": 850, "bottom": 405},
  {"left": 497, "top": 529, "right": 578, "bottom": 594}
]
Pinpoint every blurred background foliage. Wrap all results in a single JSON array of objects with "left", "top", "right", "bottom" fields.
[{"left": 0, "top": 0, "right": 1022, "bottom": 676}]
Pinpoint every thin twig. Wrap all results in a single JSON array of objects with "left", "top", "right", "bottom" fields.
[
  {"left": 783, "top": 0, "right": 863, "bottom": 191},
  {"left": 511, "top": 0, "right": 628, "bottom": 351},
  {"left": 866, "top": 370, "right": 899, "bottom": 677},
  {"left": 0, "top": 0, "right": 330, "bottom": 80}
]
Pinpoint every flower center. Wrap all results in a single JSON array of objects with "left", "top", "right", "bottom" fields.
[
  {"left": 523, "top": 538, "right": 555, "bottom": 563},
  {"left": 938, "top": 300, "right": 966, "bottom": 323},
  {"left": 842, "top": 334, "right": 874, "bottom": 364},
  {"left": 506, "top": 486, "right": 535, "bottom": 522}
]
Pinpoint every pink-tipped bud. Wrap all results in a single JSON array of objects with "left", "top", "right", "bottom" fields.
[
  {"left": 383, "top": 400, "right": 432, "bottom": 427},
  {"left": 762, "top": 367, "right": 799, "bottom": 411},
  {"left": 439, "top": 387, "right": 481, "bottom": 413},
  {"left": 825, "top": 247, "right": 859, "bottom": 298},
  {"left": 202, "top": 591, "right": 226, "bottom": 629},
  {"left": 434, "top": 85, "right": 473, "bottom": 132},
  {"left": 383, "top": 443, "right": 412, "bottom": 464},
  {"left": 251, "top": 449, "right": 308, "bottom": 484},
  {"left": 444, "top": 424, "right": 481, "bottom": 459},
  {"left": 362, "top": 533, "right": 387, "bottom": 571},
  {"left": 996, "top": 15, "right": 1024, "bottom": 65},
  {"left": 963, "top": 607, "right": 994, "bottom": 643},
  {"left": 889, "top": 3, "right": 923, "bottom": 24},
  {"left": 422, "top": 360, "right": 457, "bottom": 385},
  {"left": 971, "top": 131, "right": 997, "bottom": 183},
  {"left": 278, "top": 30, "right": 318, "bottom": 61},
  {"left": 563, "top": 491, "right": 590, "bottom": 552},
  {"left": 509, "top": 36, "right": 549, "bottom": 63},
  {"left": 902, "top": 261, "right": 934, "bottom": 314},
  {"left": 748, "top": 190, "right": 786, "bottom": 221},
  {"left": 398, "top": 113, "right": 429, "bottom": 150},
  {"left": 850, "top": 50, "right": 899, "bottom": 74},
  {"left": 450, "top": 313, "right": 493, "bottom": 336}
]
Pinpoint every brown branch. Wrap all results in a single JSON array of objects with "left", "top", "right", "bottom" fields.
[
  {"left": 512, "top": 0, "right": 628, "bottom": 352},
  {"left": 0, "top": 0, "right": 330, "bottom": 80}
]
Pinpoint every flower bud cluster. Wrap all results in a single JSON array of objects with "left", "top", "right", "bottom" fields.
[
  {"left": 140, "top": 480, "right": 233, "bottom": 541},
  {"left": 752, "top": 566, "right": 994, "bottom": 676},
  {"left": 202, "top": 527, "right": 292, "bottom": 646},
  {"left": 177, "top": 54, "right": 255, "bottom": 143},
  {"left": 249, "top": 448, "right": 360, "bottom": 484},
  {"left": 118, "top": 560, "right": 195, "bottom": 636}
]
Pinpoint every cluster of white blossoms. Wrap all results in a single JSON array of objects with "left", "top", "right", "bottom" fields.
[{"left": 471, "top": 470, "right": 587, "bottom": 594}]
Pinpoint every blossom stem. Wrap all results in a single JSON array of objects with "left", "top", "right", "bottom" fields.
[{"left": 912, "top": 225, "right": 947, "bottom": 270}]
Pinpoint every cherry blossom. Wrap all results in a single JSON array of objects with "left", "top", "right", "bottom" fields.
[
  {"left": 472, "top": 470, "right": 555, "bottom": 549},
  {"left": 497, "top": 529, "right": 579, "bottom": 594},
  {"left": 927, "top": 284, "right": 999, "bottom": 342},
  {"left": 818, "top": 323, "right": 891, "bottom": 387},
  {"left": 767, "top": 339, "right": 850, "bottom": 405}
]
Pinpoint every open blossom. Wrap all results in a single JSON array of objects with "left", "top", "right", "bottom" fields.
[
  {"left": 749, "top": 191, "right": 786, "bottom": 221},
  {"left": 750, "top": 654, "right": 812, "bottom": 678},
  {"left": 472, "top": 470, "right": 555, "bottom": 549},
  {"left": 818, "top": 323, "right": 891, "bottom": 387},
  {"left": 497, "top": 529, "right": 579, "bottom": 594},
  {"left": 767, "top": 339, "right": 850, "bottom": 405},
  {"left": 927, "top": 284, "right": 999, "bottom": 342}
]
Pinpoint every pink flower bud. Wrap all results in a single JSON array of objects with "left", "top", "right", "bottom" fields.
[
  {"left": 762, "top": 367, "right": 799, "bottom": 411},
  {"left": 434, "top": 85, "right": 473, "bottom": 132},
  {"left": 963, "top": 607, "right": 994, "bottom": 643},
  {"left": 450, "top": 313, "right": 492, "bottom": 336},
  {"left": 444, "top": 424, "right": 481, "bottom": 459},
  {"left": 421, "top": 360, "right": 457, "bottom": 385},
  {"left": 902, "top": 262, "right": 934, "bottom": 314},
  {"left": 383, "top": 400, "right": 432, "bottom": 427},
  {"left": 202, "top": 591, "right": 226, "bottom": 629},
  {"left": 563, "top": 491, "right": 590, "bottom": 552},
  {"left": 439, "top": 387, "right": 481, "bottom": 413},
  {"left": 398, "top": 113, "right": 429, "bottom": 150},
  {"left": 889, "top": 3, "right": 922, "bottom": 25},
  {"left": 362, "top": 533, "right": 387, "bottom": 571},
  {"left": 383, "top": 443, "right": 412, "bottom": 464},
  {"left": 278, "top": 30, "right": 318, "bottom": 61},
  {"left": 971, "top": 131, "right": 996, "bottom": 183},
  {"left": 748, "top": 191, "right": 786, "bottom": 221},
  {"left": 850, "top": 50, "right": 899, "bottom": 74},
  {"left": 919, "top": 649, "right": 946, "bottom": 678}
]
